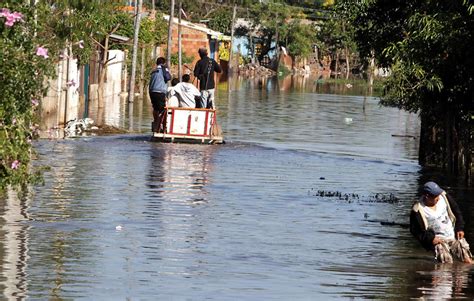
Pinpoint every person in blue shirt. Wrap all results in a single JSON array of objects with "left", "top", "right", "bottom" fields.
[{"left": 149, "top": 57, "right": 171, "bottom": 132}]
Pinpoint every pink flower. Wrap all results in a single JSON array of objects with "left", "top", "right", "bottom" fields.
[
  {"left": 78, "top": 40, "right": 84, "bottom": 49},
  {"left": 31, "top": 99, "right": 39, "bottom": 106},
  {"left": 36, "top": 46, "right": 49, "bottom": 58},
  {"left": 12, "top": 117, "right": 17, "bottom": 125},
  {"left": 0, "top": 8, "right": 10, "bottom": 17},
  {"left": 1, "top": 8, "right": 23, "bottom": 27},
  {"left": 11, "top": 160, "right": 20, "bottom": 170},
  {"left": 11, "top": 12, "right": 23, "bottom": 21}
]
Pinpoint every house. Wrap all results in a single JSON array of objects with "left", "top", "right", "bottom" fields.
[{"left": 162, "top": 14, "right": 231, "bottom": 69}]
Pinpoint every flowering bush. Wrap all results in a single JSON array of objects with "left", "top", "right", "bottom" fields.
[
  {"left": 0, "top": 2, "right": 168, "bottom": 190},
  {"left": 0, "top": 3, "right": 57, "bottom": 190}
]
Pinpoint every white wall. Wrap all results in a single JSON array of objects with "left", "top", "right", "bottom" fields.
[
  {"left": 41, "top": 50, "right": 80, "bottom": 132},
  {"left": 103, "top": 50, "right": 124, "bottom": 127},
  {"left": 41, "top": 49, "right": 126, "bottom": 133}
]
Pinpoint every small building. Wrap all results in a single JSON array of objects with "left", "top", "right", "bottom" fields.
[{"left": 162, "top": 14, "right": 230, "bottom": 68}]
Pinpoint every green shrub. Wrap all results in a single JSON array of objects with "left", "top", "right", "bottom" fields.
[
  {"left": 170, "top": 52, "right": 194, "bottom": 65},
  {"left": 0, "top": 3, "right": 58, "bottom": 190}
]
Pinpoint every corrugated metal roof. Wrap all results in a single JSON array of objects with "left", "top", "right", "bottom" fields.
[{"left": 110, "top": 33, "right": 130, "bottom": 42}]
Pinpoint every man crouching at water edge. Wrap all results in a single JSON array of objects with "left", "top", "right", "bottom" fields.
[{"left": 410, "top": 181, "right": 473, "bottom": 263}]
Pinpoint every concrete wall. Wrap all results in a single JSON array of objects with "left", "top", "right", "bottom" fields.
[
  {"left": 41, "top": 49, "right": 125, "bottom": 132},
  {"left": 103, "top": 50, "right": 124, "bottom": 127},
  {"left": 41, "top": 50, "right": 80, "bottom": 130}
]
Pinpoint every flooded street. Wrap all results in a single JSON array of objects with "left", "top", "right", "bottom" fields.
[{"left": 1, "top": 76, "right": 474, "bottom": 299}]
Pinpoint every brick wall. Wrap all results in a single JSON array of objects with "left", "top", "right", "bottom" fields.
[{"left": 169, "top": 25, "right": 210, "bottom": 67}]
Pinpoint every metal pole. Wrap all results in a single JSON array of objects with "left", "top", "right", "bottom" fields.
[
  {"left": 178, "top": 0, "right": 182, "bottom": 81},
  {"left": 166, "top": 0, "right": 175, "bottom": 67},
  {"left": 83, "top": 64, "right": 90, "bottom": 118},
  {"left": 128, "top": 0, "right": 143, "bottom": 103},
  {"left": 63, "top": 47, "right": 70, "bottom": 126}
]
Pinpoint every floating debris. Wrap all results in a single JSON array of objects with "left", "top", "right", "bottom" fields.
[
  {"left": 64, "top": 118, "right": 94, "bottom": 137},
  {"left": 309, "top": 189, "right": 399, "bottom": 204}
]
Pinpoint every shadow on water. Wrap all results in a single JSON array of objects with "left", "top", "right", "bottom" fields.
[{"left": 2, "top": 75, "right": 474, "bottom": 299}]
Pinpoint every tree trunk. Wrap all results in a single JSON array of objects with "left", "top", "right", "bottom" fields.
[
  {"left": 369, "top": 50, "right": 375, "bottom": 86},
  {"left": 98, "top": 36, "right": 110, "bottom": 109},
  {"left": 229, "top": 3, "right": 237, "bottom": 74},
  {"left": 274, "top": 12, "right": 280, "bottom": 70},
  {"left": 246, "top": 8, "right": 255, "bottom": 64},
  {"left": 342, "top": 21, "right": 350, "bottom": 79},
  {"left": 128, "top": 0, "right": 142, "bottom": 103},
  {"left": 419, "top": 109, "right": 473, "bottom": 184},
  {"left": 345, "top": 46, "right": 350, "bottom": 79},
  {"left": 139, "top": 47, "right": 145, "bottom": 97}
]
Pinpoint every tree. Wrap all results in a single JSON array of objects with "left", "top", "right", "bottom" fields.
[
  {"left": 208, "top": 7, "right": 233, "bottom": 34},
  {"left": 283, "top": 20, "right": 315, "bottom": 66},
  {"left": 351, "top": 0, "right": 474, "bottom": 181},
  {"left": 316, "top": 1, "right": 358, "bottom": 78},
  {"left": 235, "top": 2, "right": 294, "bottom": 64}
]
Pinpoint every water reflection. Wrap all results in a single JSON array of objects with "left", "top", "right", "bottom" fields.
[
  {"left": 0, "top": 189, "right": 30, "bottom": 300},
  {"left": 415, "top": 263, "right": 473, "bottom": 299},
  {"left": 219, "top": 76, "right": 419, "bottom": 162},
  {"left": 147, "top": 144, "right": 215, "bottom": 204},
  {"left": 144, "top": 143, "right": 218, "bottom": 280}
]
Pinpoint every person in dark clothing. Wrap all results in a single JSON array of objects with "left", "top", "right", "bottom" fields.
[
  {"left": 149, "top": 57, "right": 171, "bottom": 132},
  {"left": 193, "top": 48, "right": 222, "bottom": 109},
  {"left": 410, "top": 181, "right": 472, "bottom": 263}
]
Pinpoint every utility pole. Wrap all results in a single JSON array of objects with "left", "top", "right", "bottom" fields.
[
  {"left": 229, "top": 3, "right": 237, "bottom": 74},
  {"left": 166, "top": 0, "right": 175, "bottom": 67},
  {"left": 178, "top": 0, "right": 182, "bottom": 81},
  {"left": 128, "top": 0, "right": 142, "bottom": 103}
]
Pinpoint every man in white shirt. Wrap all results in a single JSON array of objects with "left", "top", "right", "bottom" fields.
[
  {"left": 172, "top": 74, "right": 202, "bottom": 108},
  {"left": 410, "top": 181, "right": 473, "bottom": 263}
]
